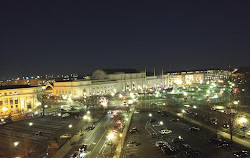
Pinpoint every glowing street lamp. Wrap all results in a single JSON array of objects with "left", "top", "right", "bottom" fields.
[
  {"left": 238, "top": 117, "right": 247, "bottom": 124},
  {"left": 87, "top": 111, "right": 90, "bottom": 115},
  {"left": 159, "top": 121, "right": 163, "bottom": 125},
  {"left": 13, "top": 142, "right": 19, "bottom": 147},
  {"left": 69, "top": 124, "right": 72, "bottom": 128},
  {"left": 83, "top": 115, "right": 88, "bottom": 120},
  {"left": 107, "top": 132, "right": 115, "bottom": 140},
  {"left": 149, "top": 113, "right": 152, "bottom": 117},
  {"left": 193, "top": 105, "right": 197, "bottom": 109},
  {"left": 29, "top": 122, "right": 33, "bottom": 126}
]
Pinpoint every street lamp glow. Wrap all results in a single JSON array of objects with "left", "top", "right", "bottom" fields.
[
  {"left": 233, "top": 101, "right": 239, "bottom": 105},
  {"left": 193, "top": 105, "right": 197, "bottom": 109},
  {"left": 87, "top": 111, "right": 90, "bottom": 115},
  {"left": 2, "top": 107, "right": 8, "bottom": 112},
  {"left": 83, "top": 115, "right": 88, "bottom": 120},
  {"left": 159, "top": 121, "right": 163, "bottom": 125},
  {"left": 183, "top": 92, "right": 187, "bottom": 96},
  {"left": 107, "top": 133, "right": 115, "bottom": 140},
  {"left": 29, "top": 122, "right": 33, "bottom": 126},
  {"left": 238, "top": 118, "right": 247, "bottom": 124},
  {"left": 182, "top": 110, "right": 186, "bottom": 113},
  {"left": 69, "top": 124, "right": 72, "bottom": 128},
  {"left": 149, "top": 113, "right": 152, "bottom": 117},
  {"left": 119, "top": 133, "right": 123, "bottom": 137},
  {"left": 13, "top": 142, "right": 19, "bottom": 147}
]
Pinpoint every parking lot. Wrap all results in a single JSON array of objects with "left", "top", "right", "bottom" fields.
[
  {"left": 0, "top": 114, "right": 85, "bottom": 158},
  {"left": 121, "top": 110, "right": 249, "bottom": 158}
]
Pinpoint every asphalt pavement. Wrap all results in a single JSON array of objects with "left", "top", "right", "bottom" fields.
[
  {"left": 64, "top": 113, "right": 116, "bottom": 158},
  {"left": 121, "top": 110, "right": 248, "bottom": 158}
]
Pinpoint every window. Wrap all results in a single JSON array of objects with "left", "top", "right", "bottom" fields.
[
  {"left": 4, "top": 99, "right": 8, "bottom": 105},
  {"left": 15, "top": 98, "right": 18, "bottom": 104},
  {"left": 0, "top": 100, "right": 2, "bottom": 106},
  {"left": 27, "top": 105, "right": 31, "bottom": 109},
  {"left": 10, "top": 98, "right": 13, "bottom": 105},
  {"left": 16, "top": 105, "right": 18, "bottom": 108},
  {"left": 11, "top": 106, "right": 13, "bottom": 109},
  {"left": 4, "top": 93, "right": 7, "bottom": 96},
  {"left": 14, "top": 92, "right": 17, "bottom": 95},
  {"left": 9, "top": 92, "right": 12, "bottom": 95},
  {"left": 0, "top": 93, "right": 1, "bottom": 96}
]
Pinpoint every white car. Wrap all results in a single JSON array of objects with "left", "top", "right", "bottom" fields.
[
  {"left": 60, "top": 134, "right": 71, "bottom": 139},
  {"left": 134, "top": 111, "right": 140, "bottom": 114},
  {"left": 160, "top": 129, "right": 172, "bottom": 135},
  {"left": 62, "top": 113, "right": 70, "bottom": 118}
]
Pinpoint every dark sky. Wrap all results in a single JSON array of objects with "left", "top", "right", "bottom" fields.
[{"left": 1, "top": 0, "right": 250, "bottom": 79}]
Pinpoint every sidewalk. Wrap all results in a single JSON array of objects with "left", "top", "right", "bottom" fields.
[
  {"left": 160, "top": 107, "right": 250, "bottom": 149},
  {"left": 113, "top": 109, "right": 134, "bottom": 158}
]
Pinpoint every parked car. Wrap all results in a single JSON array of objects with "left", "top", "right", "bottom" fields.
[
  {"left": 126, "top": 141, "right": 140, "bottom": 147},
  {"left": 129, "top": 127, "right": 139, "bottom": 134},
  {"left": 60, "top": 134, "right": 71, "bottom": 139},
  {"left": 233, "top": 150, "right": 248, "bottom": 158},
  {"left": 62, "top": 113, "right": 70, "bottom": 118},
  {"left": 189, "top": 127, "right": 200, "bottom": 132},
  {"left": 35, "top": 131, "right": 43, "bottom": 136},
  {"left": 160, "top": 129, "right": 172, "bottom": 135},
  {"left": 216, "top": 140, "right": 231, "bottom": 148},
  {"left": 170, "top": 118, "right": 180, "bottom": 122},
  {"left": 149, "top": 119, "right": 157, "bottom": 123},
  {"left": 86, "top": 125, "right": 95, "bottom": 130},
  {"left": 161, "top": 144, "right": 177, "bottom": 155},
  {"left": 155, "top": 141, "right": 167, "bottom": 148},
  {"left": 172, "top": 137, "right": 184, "bottom": 143}
]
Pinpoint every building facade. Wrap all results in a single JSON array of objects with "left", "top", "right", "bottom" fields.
[{"left": 0, "top": 86, "right": 42, "bottom": 117}]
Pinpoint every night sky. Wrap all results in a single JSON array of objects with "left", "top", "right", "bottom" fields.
[{"left": 1, "top": 0, "right": 250, "bottom": 79}]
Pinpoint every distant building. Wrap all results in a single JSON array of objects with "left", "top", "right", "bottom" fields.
[
  {"left": 0, "top": 85, "right": 42, "bottom": 117},
  {"left": 167, "top": 69, "right": 231, "bottom": 86}
]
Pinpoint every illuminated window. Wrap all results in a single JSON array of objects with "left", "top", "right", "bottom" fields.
[
  {"left": 9, "top": 92, "right": 12, "bottom": 95},
  {"left": 14, "top": 98, "right": 18, "bottom": 104},
  {"left": 10, "top": 98, "right": 13, "bottom": 105},
  {"left": 4, "top": 99, "right": 8, "bottom": 105},
  {"left": 14, "top": 92, "right": 17, "bottom": 95}
]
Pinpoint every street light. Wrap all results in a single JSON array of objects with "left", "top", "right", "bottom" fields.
[
  {"left": 159, "top": 121, "right": 163, "bottom": 125},
  {"left": 238, "top": 117, "right": 247, "bottom": 137},
  {"left": 69, "top": 124, "right": 72, "bottom": 128},
  {"left": 149, "top": 113, "right": 152, "bottom": 117},
  {"left": 193, "top": 105, "right": 197, "bottom": 109},
  {"left": 87, "top": 111, "right": 90, "bottom": 115},
  {"left": 182, "top": 110, "right": 185, "bottom": 119},
  {"left": 29, "top": 122, "right": 33, "bottom": 126},
  {"left": 13, "top": 142, "right": 19, "bottom": 147}
]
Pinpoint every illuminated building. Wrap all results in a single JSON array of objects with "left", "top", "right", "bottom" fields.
[{"left": 0, "top": 85, "right": 42, "bottom": 117}]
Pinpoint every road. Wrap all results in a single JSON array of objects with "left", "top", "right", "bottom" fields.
[
  {"left": 64, "top": 113, "right": 116, "bottom": 158},
  {"left": 121, "top": 110, "right": 248, "bottom": 158}
]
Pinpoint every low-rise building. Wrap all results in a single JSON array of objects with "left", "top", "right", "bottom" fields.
[{"left": 0, "top": 85, "right": 42, "bottom": 117}]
